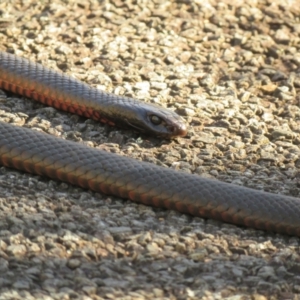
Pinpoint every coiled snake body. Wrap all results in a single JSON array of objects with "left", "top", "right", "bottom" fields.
[{"left": 0, "top": 51, "right": 299, "bottom": 236}]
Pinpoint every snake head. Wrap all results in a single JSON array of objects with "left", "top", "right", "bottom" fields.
[
  {"left": 123, "top": 102, "right": 188, "bottom": 138},
  {"left": 98, "top": 94, "right": 187, "bottom": 138}
]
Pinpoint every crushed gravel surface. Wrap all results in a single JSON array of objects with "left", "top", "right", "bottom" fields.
[{"left": 0, "top": 0, "right": 300, "bottom": 299}]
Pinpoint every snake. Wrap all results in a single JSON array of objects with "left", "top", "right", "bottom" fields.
[{"left": 0, "top": 51, "right": 299, "bottom": 237}]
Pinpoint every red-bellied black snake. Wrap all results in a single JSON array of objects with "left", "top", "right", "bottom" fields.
[{"left": 0, "top": 51, "right": 299, "bottom": 236}]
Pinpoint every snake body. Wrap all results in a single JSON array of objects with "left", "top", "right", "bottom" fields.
[{"left": 0, "top": 51, "right": 300, "bottom": 236}]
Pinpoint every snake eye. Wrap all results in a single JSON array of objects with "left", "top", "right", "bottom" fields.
[{"left": 150, "top": 115, "right": 162, "bottom": 125}]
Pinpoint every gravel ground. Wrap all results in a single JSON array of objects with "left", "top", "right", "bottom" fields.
[{"left": 0, "top": 0, "right": 300, "bottom": 299}]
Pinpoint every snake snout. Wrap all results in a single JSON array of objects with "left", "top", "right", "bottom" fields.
[{"left": 169, "top": 120, "right": 188, "bottom": 137}]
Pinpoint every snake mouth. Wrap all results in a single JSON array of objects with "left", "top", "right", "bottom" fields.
[
  {"left": 125, "top": 118, "right": 185, "bottom": 138},
  {"left": 124, "top": 119, "right": 146, "bottom": 133}
]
